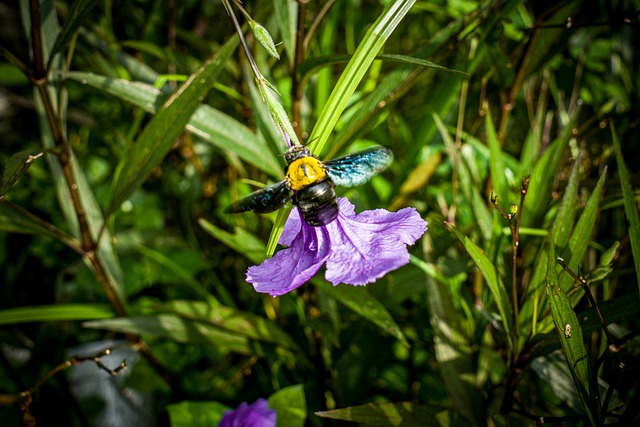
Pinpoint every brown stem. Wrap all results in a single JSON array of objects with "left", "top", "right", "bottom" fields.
[
  {"left": 26, "top": 0, "right": 178, "bottom": 392},
  {"left": 29, "top": 0, "right": 45, "bottom": 80}
]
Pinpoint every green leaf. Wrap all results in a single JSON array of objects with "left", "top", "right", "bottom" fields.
[
  {"left": 65, "top": 71, "right": 281, "bottom": 178},
  {"left": 561, "top": 167, "right": 607, "bottom": 291},
  {"left": 317, "top": 281, "right": 409, "bottom": 347},
  {"left": 412, "top": 255, "right": 484, "bottom": 425},
  {"left": 199, "top": 219, "right": 267, "bottom": 264},
  {"left": 551, "top": 150, "right": 581, "bottom": 248},
  {"left": 612, "top": 124, "right": 640, "bottom": 296},
  {"left": 265, "top": 206, "right": 292, "bottom": 258},
  {"left": 0, "top": 199, "right": 81, "bottom": 251},
  {"left": 308, "top": 0, "right": 416, "bottom": 156},
  {"left": 523, "top": 109, "right": 579, "bottom": 227},
  {"left": 298, "top": 53, "right": 466, "bottom": 83},
  {"left": 434, "top": 114, "right": 492, "bottom": 241},
  {"left": 269, "top": 385, "right": 306, "bottom": 427},
  {"left": 49, "top": 0, "right": 98, "bottom": 63},
  {"left": 159, "top": 300, "right": 301, "bottom": 351},
  {"left": 0, "top": 149, "right": 44, "bottom": 197},
  {"left": 167, "top": 400, "right": 229, "bottom": 427},
  {"left": 315, "top": 402, "right": 454, "bottom": 426},
  {"left": 0, "top": 304, "right": 113, "bottom": 325},
  {"left": 83, "top": 315, "right": 254, "bottom": 355},
  {"left": 25, "top": 0, "right": 126, "bottom": 307},
  {"left": 273, "top": 0, "right": 297, "bottom": 62},
  {"left": 485, "top": 108, "right": 508, "bottom": 204},
  {"left": 109, "top": 37, "right": 238, "bottom": 212},
  {"left": 447, "top": 223, "right": 514, "bottom": 349},
  {"left": 547, "top": 247, "right": 596, "bottom": 425}
]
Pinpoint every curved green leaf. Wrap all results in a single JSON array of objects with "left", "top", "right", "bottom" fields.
[
  {"left": 109, "top": 37, "right": 238, "bottom": 212},
  {"left": 0, "top": 304, "right": 113, "bottom": 325},
  {"left": 447, "top": 223, "right": 514, "bottom": 349},
  {"left": 547, "top": 242, "right": 596, "bottom": 425},
  {"left": 612, "top": 124, "right": 640, "bottom": 296},
  {"left": 316, "top": 402, "right": 453, "bottom": 426},
  {"left": 308, "top": 0, "right": 416, "bottom": 156},
  {"left": 65, "top": 71, "right": 281, "bottom": 178},
  {"left": 48, "top": 0, "right": 98, "bottom": 65}
]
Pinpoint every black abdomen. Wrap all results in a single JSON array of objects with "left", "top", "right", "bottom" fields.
[{"left": 293, "top": 180, "right": 338, "bottom": 226}]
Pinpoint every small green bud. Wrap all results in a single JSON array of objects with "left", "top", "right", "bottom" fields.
[{"left": 249, "top": 21, "right": 280, "bottom": 59}]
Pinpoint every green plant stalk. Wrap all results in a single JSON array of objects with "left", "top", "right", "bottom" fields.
[{"left": 23, "top": 0, "right": 182, "bottom": 394}]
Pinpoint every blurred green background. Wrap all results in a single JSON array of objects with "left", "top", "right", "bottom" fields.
[{"left": 1, "top": 0, "right": 639, "bottom": 425}]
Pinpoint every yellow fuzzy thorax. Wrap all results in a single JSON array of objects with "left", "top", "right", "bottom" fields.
[{"left": 286, "top": 156, "right": 327, "bottom": 190}]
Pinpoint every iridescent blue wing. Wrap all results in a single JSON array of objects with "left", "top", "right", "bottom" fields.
[
  {"left": 224, "top": 180, "right": 290, "bottom": 214},
  {"left": 323, "top": 146, "right": 393, "bottom": 187}
]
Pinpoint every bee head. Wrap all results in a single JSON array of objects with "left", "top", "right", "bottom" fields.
[{"left": 284, "top": 145, "right": 313, "bottom": 165}]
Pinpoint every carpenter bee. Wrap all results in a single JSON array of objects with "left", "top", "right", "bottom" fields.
[{"left": 224, "top": 145, "right": 393, "bottom": 226}]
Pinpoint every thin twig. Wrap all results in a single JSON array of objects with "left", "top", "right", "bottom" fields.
[
  {"left": 3, "top": 348, "right": 127, "bottom": 424},
  {"left": 556, "top": 257, "right": 617, "bottom": 350}
]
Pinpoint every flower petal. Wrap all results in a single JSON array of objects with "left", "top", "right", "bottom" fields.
[
  {"left": 247, "top": 214, "right": 330, "bottom": 296},
  {"left": 324, "top": 198, "right": 427, "bottom": 285},
  {"left": 278, "top": 207, "right": 302, "bottom": 246}
]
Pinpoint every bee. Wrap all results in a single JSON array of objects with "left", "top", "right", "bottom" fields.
[{"left": 224, "top": 145, "right": 393, "bottom": 226}]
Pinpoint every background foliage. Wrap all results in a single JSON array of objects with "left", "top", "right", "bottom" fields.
[{"left": 1, "top": 0, "right": 639, "bottom": 426}]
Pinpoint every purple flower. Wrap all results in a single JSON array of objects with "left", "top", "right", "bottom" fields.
[
  {"left": 247, "top": 198, "right": 427, "bottom": 296},
  {"left": 219, "top": 398, "right": 276, "bottom": 427}
]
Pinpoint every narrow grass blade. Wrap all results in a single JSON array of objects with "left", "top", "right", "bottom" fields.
[
  {"left": 25, "top": 0, "right": 126, "bottom": 306},
  {"left": 199, "top": 219, "right": 268, "bottom": 264},
  {"left": 523, "top": 109, "right": 579, "bottom": 227},
  {"left": 434, "top": 114, "right": 491, "bottom": 240},
  {"left": 298, "top": 54, "right": 465, "bottom": 82},
  {"left": 485, "top": 108, "right": 508, "bottom": 203},
  {"left": 48, "top": 0, "right": 98, "bottom": 64},
  {"left": 412, "top": 254, "right": 484, "bottom": 424},
  {"left": 109, "top": 38, "right": 237, "bottom": 212},
  {"left": 546, "top": 241, "right": 596, "bottom": 426},
  {"left": 448, "top": 223, "right": 515, "bottom": 349},
  {"left": 0, "top": 304, "right": 113, "bottom": 325},
  {"left": 265, "top": 206, "right": 292, "bottom": 258},
  {"left": 561, "top": 167, "right": 607, "bottom": 291},
  {"left": 308, "top": 0, "right": 416, "bottom": 156},
  {"left": 159, "top": 300, "right": 300, "bottom": 351},
  {"left": 551, "top": 150, "right": 581, "bottom": 248},
  {"left": 273, "top": 0, "right": 297, "bottom": 63},
  {"left": 83, "top": 315, "right": 295, "bottom": 361},
  {"left": 0, "top": 199, "right": 80, "bottom": 251},
  {"left": 316, "top": 402, "right": 453, "bottom": 426},
  {"left": 611, "top": 124, "right": 640, "bottom": 295}
]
